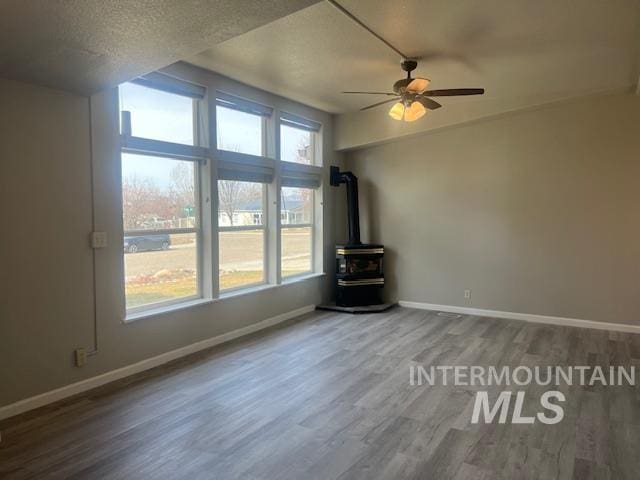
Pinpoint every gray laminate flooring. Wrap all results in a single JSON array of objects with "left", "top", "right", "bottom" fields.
[{"left": 1, "top": 307, "right": 639, "bottom": 479}]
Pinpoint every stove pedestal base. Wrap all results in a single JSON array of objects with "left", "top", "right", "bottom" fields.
[{"left": 316, "top": 303, "right": 397, "bottom": 314}]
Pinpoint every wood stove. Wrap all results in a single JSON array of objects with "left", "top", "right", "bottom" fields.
[
  {"left": 330, "top": 166, "right": 386, "bottom": 308},
  {"left": 335, "top": 244, "right": 384, "bottom": 306}
]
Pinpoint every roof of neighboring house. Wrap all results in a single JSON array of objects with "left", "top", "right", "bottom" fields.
[{"left": 233, "top": 196, "right": 305, "bottom": 212}]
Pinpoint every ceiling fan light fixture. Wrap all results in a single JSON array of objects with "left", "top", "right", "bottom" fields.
[
  {"left": 403, "top": 101, "right": 427, "bottom": 122},
  {"left": 388, "top": 102, "right": 405, "bottom": 120},
  {"left": 406, "top": 78, "right": 430, "bottom": 93}
]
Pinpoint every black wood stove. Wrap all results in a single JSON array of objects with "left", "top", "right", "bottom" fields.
[{"left": 326, "top": 166, "right": 392, "bottom": 312}]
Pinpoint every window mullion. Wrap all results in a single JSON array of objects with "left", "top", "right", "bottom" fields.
[
  {"left": 208, "top": 92, "right": 220, "bottom": 300},
  {"left": 269, "top": 110, "right": 282, "bottom": 285}
]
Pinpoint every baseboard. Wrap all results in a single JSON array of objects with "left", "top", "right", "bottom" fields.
[
  {"left": 398, "top": 301, "right": 640, "bottom": 334},
  {"left": 0, "top": 305, "right": 315, "bottom": 421}
]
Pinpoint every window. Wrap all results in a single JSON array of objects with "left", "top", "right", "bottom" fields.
[
  {"left": 117, "top": 72, "right": 326, "bottom": 315},
  {"left": 119, "top": 79, "right": 203, "bottom": 313},
  {"left": 119, "top": 82, "right": 195, "bottom": 145},
  {"left": 281, "top": 124, "right": 312, "bottom": 165},
  {"left": 281, "top": 187, "right": 313, "bottom": 278},
  {"left": 219, "top": 180, "right": 266, "bottom": 291},
  {"left": 279, "top": 114, "right": 321, "bottom": 279},
  {"left": 216, "top": 106, "right": 263, "bottom": 156},
  {"left": 279, "top": 112, "right": 321, "bottom": 166},
  {"left": 216, "top": 92, "right": 272, "bottom": 157}
]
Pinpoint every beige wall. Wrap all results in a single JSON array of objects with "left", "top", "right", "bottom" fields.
[
  {"left": 347, "top": 92, "right": 640, "bottom": 326},
  {"left": 0, "top": 76, "right": 344, "bottom": 407},
  {"left": 0, "top": 79, "right": 95, "bottom": 405}
]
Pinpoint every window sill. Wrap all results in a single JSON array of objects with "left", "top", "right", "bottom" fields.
[
  {"left": 282, "top": 272, "right": 325, "bottom": 284},
  {"left": 219, "top": 282, "right": 279, "bottom": 299},
  {"left": 124, "top": 298, "right": 213, "bottom": 323},
  {"left": 123, "top": 272, "right": 326, "bottom": 323},
  {"left": 221, "top": 272, "right": 326, "bottom": 299}
]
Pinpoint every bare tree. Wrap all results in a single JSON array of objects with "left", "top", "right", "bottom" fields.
[
  {"left": 218, "top": 180, "right": 245, "bottom": 226},
  {"left": 214, "top": 141, "right": 263, "bottom": 226},
  {"left": 295, "top": 133, "right": 312, "bottom": 164},
  {"left": 170, "top": 163, "right": 195, "bottom": 220},
  {"left": 218, "top": 181, "right": 263, "bottom": 226},
  {"left": 122, "top": 175, "right": 173, "bottom": 230}
]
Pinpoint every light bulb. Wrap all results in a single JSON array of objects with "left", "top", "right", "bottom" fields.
[
  {"left": 403, "top": 101, "right": 427, "bottom": 122},
  {"left": 388, "top": 102, "right": 405, "bottom": 121}
]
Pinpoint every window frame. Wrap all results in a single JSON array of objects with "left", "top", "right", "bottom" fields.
[
  {"left": 279, "top": 112, "right": 322, "bottom": 167},
  {"left": 117, "top": 72, "right": 326, "bottom": 318},
  {"left": 119, "top": 80, "right": 207, "bottom": 315}
]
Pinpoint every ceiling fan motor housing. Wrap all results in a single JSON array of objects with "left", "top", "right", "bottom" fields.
[
  {"left": 401, "top": 59, "right": 418, "bottom": 73},
  {"left": 394, "top": 60, "right": 419, "bottom": 94}
]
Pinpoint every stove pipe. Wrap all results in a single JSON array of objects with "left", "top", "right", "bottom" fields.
[{"left": 330, "top": 166, "right": 361, "bottom": 245}]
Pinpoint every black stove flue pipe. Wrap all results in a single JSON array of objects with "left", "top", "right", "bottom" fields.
[{"left": 330, "top": 166, "right": 361, "bottom": 245}]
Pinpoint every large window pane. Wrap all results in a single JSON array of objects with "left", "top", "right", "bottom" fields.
[
  {"left": 216, "top": 106, "right": 263, "bottom": 156},
  {"left": 282, "top": 227, "right": 312, "bottom": 277},
  {"left": 218, "top": 180, "right": 265, "bottom": 291},
  {"left": 281, "top": 124, "right": 313, "bottom": 165},
  {"left": 119, "top": 83, "right": 194, "bottom": 145},
  {"left": 124, "top": 233, "right": 198, "bottom": 308},
  {"left": 219, "top": 230, "right": 264, "bottom": 290},
  {"left": 122, "top": 154, "right": 197, "bottom": 231},
  {"left": 281, "top": 187, "right": 312, "bottom": 225}
]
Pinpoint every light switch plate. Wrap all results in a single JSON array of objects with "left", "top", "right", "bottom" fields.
[
  {"left": 91, "top": 231, "right": 108, "bottom": 249},
  {"left": 74, "top": 348, "right": 87, "bottom": 367}
]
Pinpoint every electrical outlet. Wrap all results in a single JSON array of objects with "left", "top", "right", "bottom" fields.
[
  {"left": 464, "top": 289, "right": 471, "bottom": 299},
  {"left": 74, "top": 348, "right": 87, "bottom": 367}
]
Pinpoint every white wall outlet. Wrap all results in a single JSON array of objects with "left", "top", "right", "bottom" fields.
[
  {"left": 74, "top": 348, "right": 87, "bottom": 367},
  {"left": 91, "top": 231, "right": 108, "bottom": 249},
  {"left": 464, "top": 289, "right": 471, "bottom": 299}
]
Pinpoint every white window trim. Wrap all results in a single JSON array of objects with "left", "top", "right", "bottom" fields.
[
  {"left": 118, "top": 72, "right": 326, "bottom": 319},
  {"left": 120, "top": 86, "right": 207, "bottom": 317}
]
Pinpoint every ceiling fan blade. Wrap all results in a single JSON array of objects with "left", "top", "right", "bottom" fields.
[
  {"left": 342, "top": 91, "right": 397, "bottom": 95},
  {"left": 360, "top": 98, "right": 400, "bottom": 111},
  {"left": 416, "top": 97, "right": 442, "bottom": 110},
  {"left": 406, "top": 77, "right": 430, "bottom": 94},
  {"left": 422, "top": 88, "right": 485, "bottom": 96}
]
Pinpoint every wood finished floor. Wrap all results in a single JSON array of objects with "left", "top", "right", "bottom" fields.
[{"left": 1, "top": 307, "right": 640, "bottom": 479}]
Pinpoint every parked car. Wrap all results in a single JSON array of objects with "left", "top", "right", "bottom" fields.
[{"left": 124, "top": 234, "right": 171, "bottom": 253}]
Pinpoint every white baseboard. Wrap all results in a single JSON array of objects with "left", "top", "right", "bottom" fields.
[
  {"left": 0, "top": 305, "right": 315, "bottom": 421},
  {"left": 398, "top": 301, "right": 640, "bottom": 334}
]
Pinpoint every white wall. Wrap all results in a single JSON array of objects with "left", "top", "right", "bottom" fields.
[
  {"left": 0, "top": 74, "right": 344, "bottom": 408},
  {"left": 347, "top": 92, "right": 640, "bottom": 326}
]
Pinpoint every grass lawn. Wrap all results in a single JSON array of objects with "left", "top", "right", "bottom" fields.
[
  {"left": 126, "top": 269, "right": 309, "bottom": 308},
  {"left": 125, "top": 230, "right": 312, "bottom": 308},
  {"left": 126, "top": 277, "right": 198, "bottom": 308}
]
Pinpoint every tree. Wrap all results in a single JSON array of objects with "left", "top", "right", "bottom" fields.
[
  {"left": 214, "top": 142, "right": 262, "bottom": 226},
  {"left": 170, "top": 163, "right": 195, "bottom": 221},
  {"left": 122, "top": 175, "right": 173, "bottom": 230},
  {"left": 218, "top": 181, "right": 262, "bottom": 226},
  {"left": 295, "top": 133, "right": 312, "bottom": 165}
]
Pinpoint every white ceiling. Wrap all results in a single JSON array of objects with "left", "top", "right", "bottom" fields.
[
  {"left": 0, "top": 0, "right": 319, "bottom": 94},
  {"left": 188, "top": 0, "right": 640, "bottom": 114}
]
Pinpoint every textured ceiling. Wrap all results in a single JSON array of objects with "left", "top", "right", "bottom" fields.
[
  {"left": 0, "top": 0, "right": 319, "bottom": 94},
  {"left": 188, "top": 0, "right": 640, "bottom": 114}
]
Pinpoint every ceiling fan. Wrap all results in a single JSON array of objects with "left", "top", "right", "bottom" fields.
[
  {"left": 326, "top": 0, "right": 485, "bottom": 122},
  {"left": 343, "top": 59, "right": 484, "bottom": 122}
]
